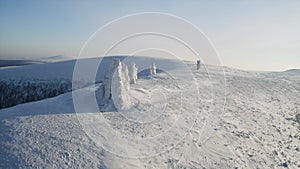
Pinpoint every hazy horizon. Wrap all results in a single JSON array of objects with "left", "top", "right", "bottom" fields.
[{"left": 0, "top": 0, "right": 299, "bottom": 71}]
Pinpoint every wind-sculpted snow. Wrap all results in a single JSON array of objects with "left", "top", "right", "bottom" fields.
[{"left": 0, "top": 59, "right": 299, "bottom": 168}]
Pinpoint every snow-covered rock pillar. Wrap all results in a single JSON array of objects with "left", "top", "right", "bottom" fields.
[
  {"left": 149, "top": 63, "right": 156, "bottom": 75},
  {"left": 152, "top": 63, "right": 156, "bottom": 75},
  {"left": 129, "top": 63, "right": 138, "bottom": 84},
  {"left": 104, "top": 59, "right": 119, "bottom": 100},
  {"left": 197, "top": 60, "right": 201, "bottom": 70},
  {"left": 111, "top": 60, "right": 131, "bottom": 110}
]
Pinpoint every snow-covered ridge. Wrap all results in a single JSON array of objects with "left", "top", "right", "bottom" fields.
[
  {"left": 0, "top": 59, "right": 46, "bottom": 68},
  {"left": 275, "top": 69, "right": 300, "bottom": 75},
  {"left": 0, "top": 56, "right": 184, "bottom": 81},
  {"left": 0, "top": 56, "right": 187, "bottom": 109},
  {"left": 0, "top": 56, "right": 299, "bottom": 168}
]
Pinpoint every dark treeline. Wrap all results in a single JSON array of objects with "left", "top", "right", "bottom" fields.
[{"left": 0, "top": 79, "right": 72, "bottom": 109}]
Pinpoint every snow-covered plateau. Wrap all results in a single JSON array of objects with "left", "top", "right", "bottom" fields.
[{"left": 0, "top": 57, "right": 299, "bottom": 168}]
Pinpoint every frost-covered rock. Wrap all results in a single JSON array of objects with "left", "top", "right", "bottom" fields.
[
  {"left": 152, "top": 63, "right": 156, "bottom": 75},
  {"left": 149, "top": 63, "right": 156, "bottom": 75},
  {"left": 101, "top": 59, "right": 132, "bottom": 110},
  {"left": 121, "top": 62, "right": 130, "bottom": 91},
  {"left": 104, "top": 59, "right": 119, "bottom": 100},
  {"left": 111, "top": 60, "right": 131, "bottom": 110},
  {"left": 129, "top": 63, "right": 138, "bottom": 84},
  {"left": 197, "top": 60, "right": 201, "bottom": 70}
]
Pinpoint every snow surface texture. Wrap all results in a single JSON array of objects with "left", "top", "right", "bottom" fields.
[{"left": 0, "top": 57, "right": 300, "bottom": 168}]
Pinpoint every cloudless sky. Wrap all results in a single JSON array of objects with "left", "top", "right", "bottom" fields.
[{"left": 0, "top": 0, "right": 299, "bottom": 71}]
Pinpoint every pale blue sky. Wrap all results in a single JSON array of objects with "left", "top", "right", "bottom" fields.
[{"left": 0, "top": 0, "right": 299, "bottom": 71}]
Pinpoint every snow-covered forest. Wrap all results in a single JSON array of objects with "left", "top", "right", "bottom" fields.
[{"left": 0, "top": 79, "right": 71, "bottom": 109}]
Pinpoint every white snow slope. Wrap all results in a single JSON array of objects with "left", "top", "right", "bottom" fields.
[{"left": 0, "top": 58, "right": 300, "bottom": 169}]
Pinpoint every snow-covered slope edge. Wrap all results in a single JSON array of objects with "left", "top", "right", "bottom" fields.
[{"left": 0, "top": 85, "right": 108, "bottom": 168}]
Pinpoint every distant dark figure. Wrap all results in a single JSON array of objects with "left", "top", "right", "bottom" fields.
[{"left": 197, "top": 60, "right": 201, "bottom": 70}]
